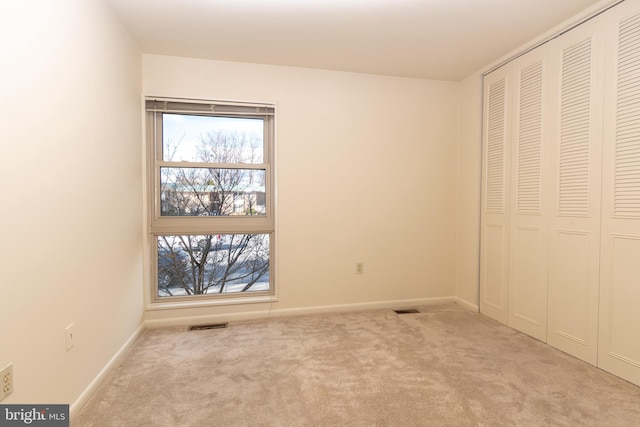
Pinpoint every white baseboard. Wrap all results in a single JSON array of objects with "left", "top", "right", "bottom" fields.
[
  {"left": 144, "top": 296, "right": 457, "bottom": 328},
  {"left": 455, "top": 297, "right": 479, "bottom": 312},
  {"left": 70, "top": 323, "right": 146, "bottom": 418}
]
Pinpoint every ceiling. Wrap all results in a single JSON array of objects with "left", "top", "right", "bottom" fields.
[{"left": 106, "top": 0, "right": 610, "bottom": 81}]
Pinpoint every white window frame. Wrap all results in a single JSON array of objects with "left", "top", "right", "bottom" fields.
[{"left": 145, "top": 97, "right": 276, "bottom": 308}]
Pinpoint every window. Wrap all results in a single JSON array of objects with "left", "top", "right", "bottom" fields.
[{"left": 146, "top": 98, "right": 275, "bottom": 304}]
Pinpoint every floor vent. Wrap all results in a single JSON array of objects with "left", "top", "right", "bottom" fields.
[
  {"left": 189, "top": 322, "right": 229, "bottom": 331},
  {"left": 394, "top": 309, "right": 420, "bottom": 314}
]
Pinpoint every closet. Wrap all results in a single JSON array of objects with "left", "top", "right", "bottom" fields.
[{"left": 480, "top": 0, "right": 640, "bottom": 387}]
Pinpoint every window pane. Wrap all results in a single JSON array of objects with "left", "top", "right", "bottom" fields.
[
  {"left": 163, "top": 114, "right": 264, "bottom": 163},
  {"left": 160, "top": 167, "right": 266, "bottom": 216},
  {"left": 157, "top": 234, "right": 270, "bottom": 297}
]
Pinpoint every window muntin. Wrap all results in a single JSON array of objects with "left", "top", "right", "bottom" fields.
[{"left": 147, "top": 98, "right": 275, "bottom": 304}]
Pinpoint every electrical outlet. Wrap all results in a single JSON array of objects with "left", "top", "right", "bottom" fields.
[
  {"left": 0, "top": 363, "right": 13, "bottom": 401},
  {"left": 65, "top": 324, "right": 75, "bottom": 351},
  {"left": 356, "top": 263, "right": 364, "bottom": 274}
]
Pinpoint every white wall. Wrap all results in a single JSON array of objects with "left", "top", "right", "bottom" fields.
[
  {"left": 455, "top": 74, "right": 483, "bottom": 310},
  {"left": 0, "top": 0, "right": 143, "bottom": 406},
  {"left": 142, "top": 55, "right": 460, "bottom": 324}
]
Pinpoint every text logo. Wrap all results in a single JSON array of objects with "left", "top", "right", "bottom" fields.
[{"left": 0, "top": 405, "right": 69, "bottom": 426}]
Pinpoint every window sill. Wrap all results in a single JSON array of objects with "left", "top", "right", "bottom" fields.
[{"left": 145, "top": 293, "right": 278, "bottom": 311}]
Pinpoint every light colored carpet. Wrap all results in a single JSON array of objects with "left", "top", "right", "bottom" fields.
[{"left": 72, "top": 303, "right": 640, "bottom": 426}]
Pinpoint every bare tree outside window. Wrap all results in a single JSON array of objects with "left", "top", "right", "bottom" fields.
[
  {"left": 155, "top": 114, "right": 271, "bottom": 297},
  {"left": 157, "top": 233, "right": 270, "bottom": 296}
]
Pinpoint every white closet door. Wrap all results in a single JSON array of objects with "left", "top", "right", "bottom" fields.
[
  {"left": 547, "top": 24, "right": 605, "bottom": 365},
  {"left": 599, "top": 5, "right": 640, "bottom": 387},
  {"left": 480, "top": 68, "right": 511, "bottom": 324},
  {"left": 507, "top": 49, "right": 551, "bottom": 342}
]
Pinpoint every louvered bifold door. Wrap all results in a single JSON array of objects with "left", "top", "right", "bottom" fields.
[
  {"left": 480, "top": 68, "right": 511, "bottom": 325},
  {"left": 507, "top": 48, "right": 552, "bottom": 342},
  {"left": 598, "top": 5, "right": 640, "bottom": 387},
  {"left": 547, "top": 23, "right": 604, "bottom": 365}
]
